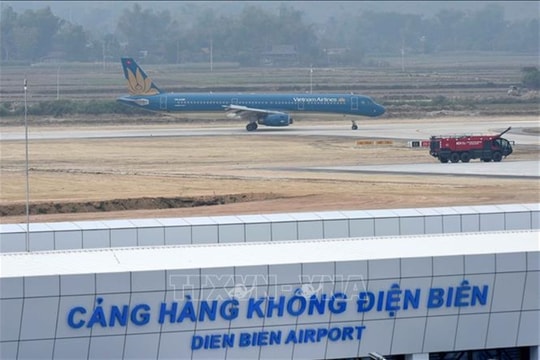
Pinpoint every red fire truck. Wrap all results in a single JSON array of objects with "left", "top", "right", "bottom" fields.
[{"left": 429, "top": 127, "right": 513, "bottom": 163}]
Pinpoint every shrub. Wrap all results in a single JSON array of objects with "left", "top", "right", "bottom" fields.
[{"left": 521, "top": 67, "right": 540, "bottom": 90}]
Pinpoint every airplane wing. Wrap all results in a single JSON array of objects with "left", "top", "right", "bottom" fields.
[{"left": 223, "top": 104, "right": 285, "bottom": 119}]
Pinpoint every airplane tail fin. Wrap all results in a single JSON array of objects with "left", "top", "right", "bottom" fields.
[{"left": 121, "top": 57, "right": 162, "bottom": 95}]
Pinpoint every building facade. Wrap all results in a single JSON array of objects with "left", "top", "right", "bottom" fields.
[{"left": 1, "top": 204, "right": 539, "bottom": 360}]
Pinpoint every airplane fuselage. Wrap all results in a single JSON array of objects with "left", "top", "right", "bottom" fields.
[
  {"left": 117, "top": 92, "right": 385, "bottom": 117},
  {"left": 117, "top": 57, "right": 385, "bottom": 130}
]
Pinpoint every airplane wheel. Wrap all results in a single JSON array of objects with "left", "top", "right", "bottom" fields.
[
  {"left": 351, "top": 124, "right": 358, "bottom": 130},
  {"left": 246, "top": 122, "right": 258, "bottom": 131}
]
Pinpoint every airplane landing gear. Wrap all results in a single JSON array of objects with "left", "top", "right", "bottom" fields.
[
  {"left": 246, "top": 122, "right": 258, "bottom": 131},
  {"left": 351, "top": 120, "right": 358, "bottom": 130}
]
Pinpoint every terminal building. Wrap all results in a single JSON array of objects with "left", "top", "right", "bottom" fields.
[{"left": 1, "top": 203, "right": 538, "bottom": 360}]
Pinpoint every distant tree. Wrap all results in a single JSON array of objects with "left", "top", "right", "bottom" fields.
[
  {"left": 465, "top": 4, "right": 505, "bottom": 50},
  {"left": 433, "top": 9, "right": 465, "bottom": 51},
  {"left": 16, "top": 7, "right": 62, "bottom": 61},
  {"left": 116, "top": 3, "right": 174, "bottom": 60},
  {"left": 521, "top": 67, "right": 540, "bottom": 90},
  {"left": 54, "top": 22, "right": 88, "bottom": 61},
  {"left": 1, "top": 5, "right": 18, "bottom": 61}
]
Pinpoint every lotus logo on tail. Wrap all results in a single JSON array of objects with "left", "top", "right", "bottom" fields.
[{"left": 126, "top": 67, "right": 159, "bottom": 95}]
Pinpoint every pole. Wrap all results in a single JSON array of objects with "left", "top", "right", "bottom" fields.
[
  {"left": 24, "top": 78, "right": 30, "bottom": 252},
  {"left": 56, "top": 66, "right": 60, "bottom": 100},
  {"left": 210, "top": 38, "right": 213, "bottom": 73},
  {"left": 310, "top": 66, "right": 313, "bottom": 94}
]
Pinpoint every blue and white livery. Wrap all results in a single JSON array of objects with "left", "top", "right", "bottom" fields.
[{"left": 117, "top": 58, "right": 385, "bottom": 131}]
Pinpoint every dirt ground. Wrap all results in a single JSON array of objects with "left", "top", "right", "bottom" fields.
[{"left": 1, "top": 117, "right": 539, "bottom": 224}]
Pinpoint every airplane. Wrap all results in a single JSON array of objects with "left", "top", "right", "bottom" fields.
[{"left": 117, "top": 57, "right": 385, "bottom": 131}]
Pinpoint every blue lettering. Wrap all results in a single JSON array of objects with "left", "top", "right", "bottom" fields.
[
  {"left": 355, "top": 325, "right": 366, "bottom": 340},
  {"left": 285, "top": 329, "right": 298, "bottom": 344},
  {"left": 239, "top": 331, "right": 281, "bottom": 346},
  {"left": 67, "top": 307, "right": 86, "bottom": 329},
  {"left": 286, "top": 295, "right": 307, "bottom": 316},
  {"left": 87, "top": 298, "right": 107, "bottom": 328},
  {"left": 316, "top": 328, "right": 328, "bottom": 341},
  {"left": 177, "top": 299, "right": 197, "bottom": 323},
  {"left": 192, "top": 333, "right": 235, "bottom": 350},
  {"left": 191, "top": 335, "right": 203, "bottom": 350},
  {"left": 454, "top": 280, "right": 471, "bottom": 307},
  {"left": 303, "top": 328, "right": 316, "bottom": 343},
  {"left": 427, "top": 288, "right": 445, "bottom": 308},
  {"left": 109, "top": 305, "right": 128, "bottom": 327},
  {"left": 341, "top": 326, "right": 354, "bottom": 340},
  {"left": 269, "top": 331, "right": 281, "bottom": 345},
  {"left": 220, "top": 299, "right": 239, "bottom": 320},
  {"left": 223, "top": 334, "right": 235, "bottom": 348},
  {"left": 385, "top": 284, "right": 401, "bottom": 316},
  {"left": 471, "top": 285, "right": 489, "bottom": 306},
  {"left": 403, "top": 289, "right": 420, "bottom": 310},
  {"left": 446, "top": 287, "right": 454, "bottom": 307},
  {"left": 308, "top": 294, "right": 326, "bottom": 315},
  {"left": 209, "top": 334, "right": 220, "bottom": 349},
  {"left": 239, "top": 333, "right": 251, "bottom": 347},
  {"left": 159, "top": 302, "right": 177, "bottom": 324},
  {"left": 131, "top": 304, "right": 151, "bottom": 325},
  {"left": 357, "top": 292, "right": 375, "bottom": 312},
  {"left": 376, "top": 290, "right": 385, "bottom": 311},
  {"left": 198, "top": 300, "right": 217, "bottom": 321},
  {"left": 329, "top": 292, "right": 347, "bottom": 314},
  {"left": 266, "top": 296, "right": 285, "bottom": 318},
  {"left": 328, "top": 327, "right": 341, "bottom": 341},
  {"left": 247, "top": 298, "right": 264, "bottom": 319}
]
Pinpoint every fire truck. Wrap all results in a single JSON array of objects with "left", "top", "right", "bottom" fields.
[{"left": 429, "top": 127, "right": 513, "bottom": 163}]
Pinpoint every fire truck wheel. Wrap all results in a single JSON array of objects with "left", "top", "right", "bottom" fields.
[
  {"left": 492, "top": 152, "right": 502, "bottom": 162},
  {"left": 450, "top": 152, "right": 460, "bottom": 163},
  {"left": 439, "top": 157, "right": 449, "bottom": 163},
  {"left": 460, "top": 152, "right": 471, "bottom": 163}
]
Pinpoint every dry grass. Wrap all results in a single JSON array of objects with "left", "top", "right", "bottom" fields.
[{"left": 1, "top": 118, "right": 538, "bottom": 224}]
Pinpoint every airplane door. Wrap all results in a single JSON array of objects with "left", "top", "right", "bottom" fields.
[
  {"left": 160, "top": 95, "right": 167, "bottom": 110},
  {"left": 297, "top": 100, "right": 304, "bottom": 110},
  {"left": 351, "top": 96, "right": 358, "bottom": 110},
  {"left": 231, "top": 98, "right": 238, "bottom": 105}
]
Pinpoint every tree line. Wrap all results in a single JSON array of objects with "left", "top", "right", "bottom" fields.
[{"left": 1, "top": 3, "right": 538, "bottom": 65}]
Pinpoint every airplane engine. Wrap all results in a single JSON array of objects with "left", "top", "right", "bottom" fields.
[{"left": 258, "top": 113, "right": 293, "bottom": 127}]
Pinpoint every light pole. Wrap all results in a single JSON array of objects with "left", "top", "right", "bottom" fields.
[
  {"left": 56, "top": 66, "right": 60, "bottom": 100},
  {"left": 310, "top": 66, "right": 313, "bottom": 94},
  {"left": 210, "top": 38, "right": 213, "bottom": 73},
  {"left": 24, "top": 78, "right": 30, "bottom": 251}
]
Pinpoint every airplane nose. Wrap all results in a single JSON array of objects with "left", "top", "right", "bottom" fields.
[{"left": 375, "top": 104, "right": 385, "bottom": 116}]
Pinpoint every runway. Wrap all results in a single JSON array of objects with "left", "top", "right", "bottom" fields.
[
  {"left": 1, "top": 117, "right": 539, "bottom": 146},
  {"left": 2, "top": 117, "right": 538, "bottom": 180},
  {"left": 303, "top": 160, "right": 539, "bottom": 179}
]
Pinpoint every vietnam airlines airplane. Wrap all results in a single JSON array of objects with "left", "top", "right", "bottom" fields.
[{"left": 117, "top": 57, "right": 385, "bottom": 131}]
